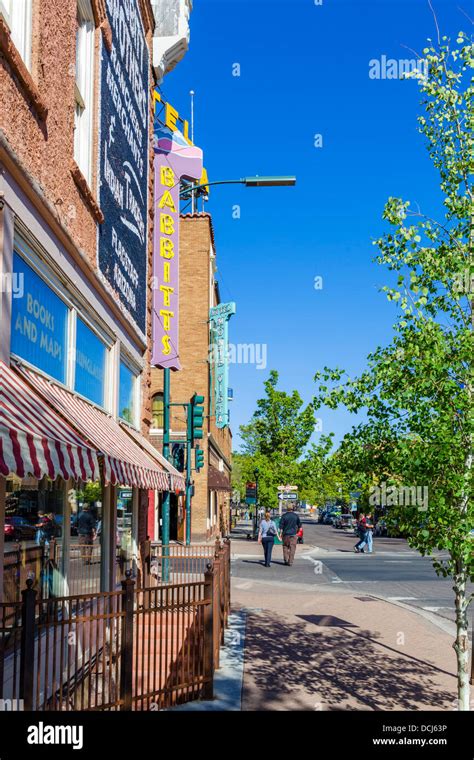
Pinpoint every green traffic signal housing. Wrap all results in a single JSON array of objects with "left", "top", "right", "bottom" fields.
[
  {"left": 191, "top": 393, "right": 205, "bottom": 443},
  {"left": 195, "top": 446, "right": 204, "bottom": 472}
]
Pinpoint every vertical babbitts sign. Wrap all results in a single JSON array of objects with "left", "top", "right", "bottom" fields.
[
  {"left": 152, "top": 94, "right": 203, "bottom": 369},
  {"left": 98, "top": 0, "right": 149, "bottom": 335}
]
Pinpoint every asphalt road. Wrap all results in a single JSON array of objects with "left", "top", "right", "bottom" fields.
[{"left": 231, "top": 517, "right": 472, "bottom": 625}]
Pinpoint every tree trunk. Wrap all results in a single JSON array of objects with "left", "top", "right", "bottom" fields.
[{"left": 453, "top": 574, "right": 470, "bottom": 710}]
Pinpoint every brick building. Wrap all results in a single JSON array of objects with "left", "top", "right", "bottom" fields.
[
  {"left": 150, "top": 213, "right": 234, "bottom": 543},
  {"left": 0, "top": 0, "right": 187, "bottom": 597}
]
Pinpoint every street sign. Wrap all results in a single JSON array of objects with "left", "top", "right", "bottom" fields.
[
  {"left": 277, "top": 485, "right": 298, "bottom": 491},
  {"left": 278, "top": 492, "right": 298, "bottom": 501}
]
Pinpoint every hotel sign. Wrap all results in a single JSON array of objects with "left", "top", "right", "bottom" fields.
[
  {"left": 98, "top": 0, "right": 149, "bottom": 334},
  {"left": 210, "top": 302, "right": 236, "bottom": 428},
  {"left": 151, "top": 91, "right": 203, "bottom": 369}
]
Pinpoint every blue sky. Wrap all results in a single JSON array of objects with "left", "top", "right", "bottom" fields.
[{"left": 164, "top": 0, "right": 464, "bottom": 452}]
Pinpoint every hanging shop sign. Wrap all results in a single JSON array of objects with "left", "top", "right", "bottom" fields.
[
  {"left": 209, "top": 302, "right": 236, "bottom": 428},
  {"left": 97, "top": 0, "right": 149, "bottom": 334},
  {"left": 151, "top": 90, "right": 204, "bottom": 370}
]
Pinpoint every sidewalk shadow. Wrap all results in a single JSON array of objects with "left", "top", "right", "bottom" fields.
[{"left": 240, "top": 609, "right": 455, "bottom": 711}]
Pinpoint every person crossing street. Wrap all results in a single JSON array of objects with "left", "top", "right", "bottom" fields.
[{"left": 279, "top": 504, "right": 301, "bottom": 566}]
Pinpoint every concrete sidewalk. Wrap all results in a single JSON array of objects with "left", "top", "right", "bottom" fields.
[{"left": 232, "top": 577, "right": 458, "bottom": 711}]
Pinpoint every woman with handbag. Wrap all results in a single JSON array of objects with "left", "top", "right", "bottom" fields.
[{"left": 258, "top": 511, "right": 281, "bottom": 567}]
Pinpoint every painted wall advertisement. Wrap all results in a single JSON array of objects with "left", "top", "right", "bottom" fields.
[
  {"left": 210, "top": 302, "right": 236, "bottom": 428},
  {"left": 152, "top": 91, "right": 203, "bottom": 369},
  {"left": 98, "top": 0, "right": 149, "bottom": 334}
]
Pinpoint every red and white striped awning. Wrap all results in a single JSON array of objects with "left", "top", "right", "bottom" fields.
[
  {"left": 121, "top": 422, "right": 185, "bottom": 492},
  {"left": 17, "top": 365, "right": 177, "bottom": 491},
  {"left": 0, "top": 361, "right": 100, "bottom": 482}
]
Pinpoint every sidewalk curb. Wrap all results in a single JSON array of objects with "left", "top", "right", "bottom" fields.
[
  {"left": 166, "top": 610, "right": 247, "bottom": 711},
  {"left": 366, "top": 594, "right": 456, "bottom": 638}
]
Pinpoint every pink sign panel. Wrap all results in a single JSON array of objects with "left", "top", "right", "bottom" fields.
[{"left": 152, "top": 123, "right": 203, "bottom": 369}]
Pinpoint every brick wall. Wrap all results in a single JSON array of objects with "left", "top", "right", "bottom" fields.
[{"left": 0, "top": 0, "right": 156, "bottom": 540}]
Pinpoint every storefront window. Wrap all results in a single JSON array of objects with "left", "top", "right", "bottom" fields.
[
  {"left": 11, "top": 254, "right": 69, "bottom": 384},
  {"left": 152, "top": 392, "right": 164, "bottom": 429},
  {"left": 118, "top": 360, "right": 137, "bottom": 424},
  {"left": 4, "top": 476, "right": 64, "bottom": 543},
  {"left": 75, "top": 317, "right": 107, "bottom": 407}
]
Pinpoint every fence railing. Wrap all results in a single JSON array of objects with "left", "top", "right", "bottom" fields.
[
  {"left": 0, "top": 539, "right": 231, "bottom": 710},
  {"left": 142, "top": 542, "right": 217, "bottom": 586}
]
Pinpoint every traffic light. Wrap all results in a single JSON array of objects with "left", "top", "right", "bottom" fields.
[
  {"left": 190, "top": 393, "right": 205, "bottom": 443},
  {"left": 195, "top": 446, "right": 204, "bottom": 472}
]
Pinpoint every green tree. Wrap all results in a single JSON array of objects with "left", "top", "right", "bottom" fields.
[
  {"left": 314, "top": 33, "right": 473, "bottom": 709},
  {"left": 240, "top": 370, "right": 315, "bottom": 460},
  {"left": 234, "top": 371, "right": 316, "bottom": 509}
]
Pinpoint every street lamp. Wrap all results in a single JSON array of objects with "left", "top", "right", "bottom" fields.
[{"left": 180, "top": 176, "right": 296, "bottom": 201}]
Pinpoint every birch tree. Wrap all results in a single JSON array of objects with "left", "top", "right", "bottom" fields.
[{"left": 314, "top": 32, "right": 473, "bottom": 709}]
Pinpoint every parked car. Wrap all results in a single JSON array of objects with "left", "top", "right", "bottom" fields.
[
  {"left": 5, "top": 516, "right": 37, "bottom": 541},
  {"left": 339, "top": 514, "right": 357, "bottom": 532},
  {"left": 324, "top": 510, "right": 340, "bottom": 525},
  {"left": 4, "top": 521, "right": 15, "bottom": 541},
  {"left": 374, "top": 520, "right": 388, "bottom": 537}
]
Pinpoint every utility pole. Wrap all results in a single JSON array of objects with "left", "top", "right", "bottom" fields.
[
  {"left": 161, "top": 367, "right": 171, "bottom": 581},
  {"left": 185, "top": 401, "right": 192, "bottom": 545}
]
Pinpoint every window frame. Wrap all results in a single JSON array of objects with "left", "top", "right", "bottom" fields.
[
  {"left": 11, "top": 238, "right": 115, "bottom": 414},
  {"left": 151, "top": 392, "right": 164, "bottom": 432},
  {"left": 118, "top": 357, "right": 141, "bottom": 429},
  {"left": 73, "top": 314, "right": 110, "bottom": 410},
  {"left": 74, "top": 0, "right": 96, "bottom": 187},
  {"left": 0, "top": 0, "right": 32, "bottom": 70}
]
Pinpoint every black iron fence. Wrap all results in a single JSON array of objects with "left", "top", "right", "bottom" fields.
[{"left": 0, "top": 540, "right": 231, "bottom": 710}]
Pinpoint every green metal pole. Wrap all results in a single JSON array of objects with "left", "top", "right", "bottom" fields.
[
  {"left": 162, "top": 368, "right": 171, "bottom": 581},
  {"left": 185, "top": 403, "right": 192, "bottom": 546}
]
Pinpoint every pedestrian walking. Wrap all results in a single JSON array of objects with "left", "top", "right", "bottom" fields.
[
  {"left": 258, "top": 511, "right": 280, "bottom": 567},
  {"left": 279, "top": 504, "right": 301, "bottom": 566},
  {"left": 363, "top": 512, "right": 374, "bottom": 554},
  {"left": 35, "top": 511, "right": 55, "bottom": 546},
  {"left": 77, "top": 504, "right": 96, "bottom": 564},
  {"left": 354, "top": 512, "right": 368, "bottom": 553}
]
